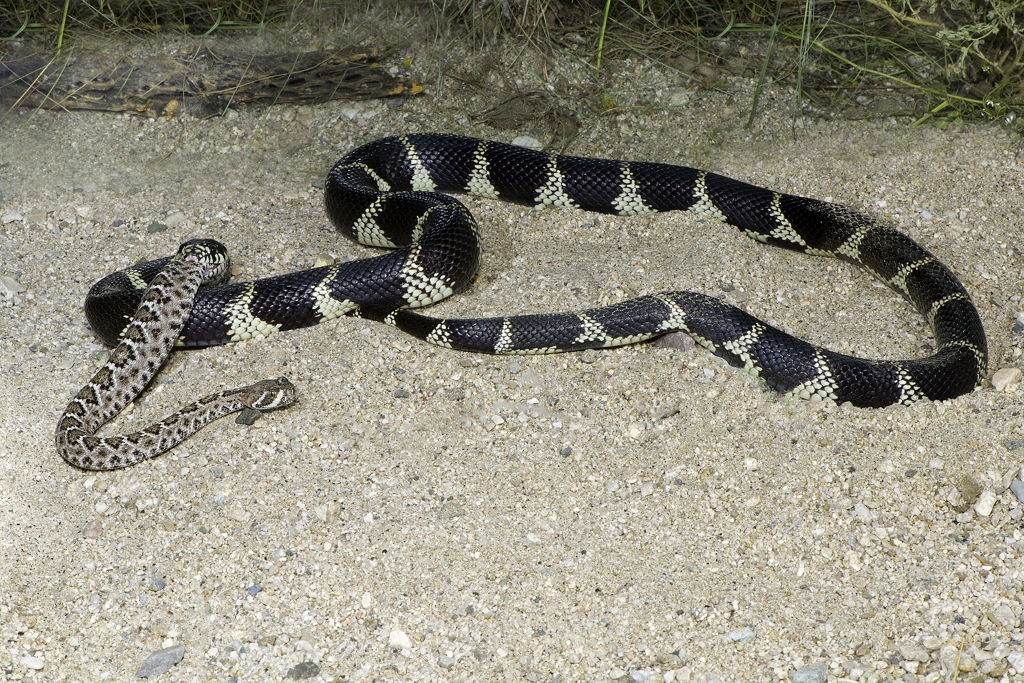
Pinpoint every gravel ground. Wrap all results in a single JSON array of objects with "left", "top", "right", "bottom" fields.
[{"left": 1, "top": 33, "right": 1023, "bottom": 683}]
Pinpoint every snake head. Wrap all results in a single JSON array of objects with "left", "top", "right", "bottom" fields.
[
  {"left": 243, "top": 377, "right": 297, "bottom": 411},
  {"left": 174, "top": 239, "right": 231, "bottom": 285}
]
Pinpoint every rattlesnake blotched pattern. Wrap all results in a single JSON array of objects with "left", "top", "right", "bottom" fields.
[{"left": 57, "top": 240, "right": 295, "bottom": 470}]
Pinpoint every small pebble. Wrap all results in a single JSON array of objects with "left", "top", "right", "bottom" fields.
[
  {"left": 226, "top": 508, "right": 250, "bottom": 523},
  {"left": 938, "top": 644, "right": 960, "bottom": 672},
  {"left": 728, "top": 626, "right": 755, "bottom": 643},
  {"left": 146, "top": 221, "right": 168, "bottom": 233},
  {"left": 136, "top": 644, "right": 185, "bottom": 677},
  {"left": 1, "top": 209, "right": 24, "bottom": 223},
  {"left": 0, "top": 273, "right": 27, "bottom": 297},
  {"left": 81, "top": 517, "right": 103, "bottom": 539},
  {"left": 653, "top": 332, "right": 695, "bottom": 351},
  {"left": 1009, "top": 479, "right": 1024, "bottom": 503},
  {"left": 1007, "top": 651, "right": 1024, "bottom": 673},
  {"left": 991, "top": 367, "right": 1022, "bottom": 392},
  {"left": 927, "top": 458, "right": 944, "bottom": 470},
  {"left": 958, "top": 654, "right": 976, "bottom": 672},
  {"left": 247, "top": 584, "right": 262, "bottom": 596},
  {"left": 852, "top": 503, "right": 874, "bottom": 523},
  {"left": 991, "top": 604, "right": 1017, "bottom": 629},
  {"left": 163, "top": 210, "right": 186, "bottom": 227},
  {"left": 285, "top": 661, "right": 320, "bottom": 680},
  {"left": 1002, "top": 466, "right": 1020, "bottom": 488},
  {"left": 19, "top": 655, "right": 44, "bottom": 670},
  {"left": 664, "top": 88, "right": 692, "bottom": 106},
  {"left": 511, "top": 135, "right": 543, "bottom": 150},
  {"left": 791, "top": 662, "right": 826, "bottom": 683},
  {"left": 898, "top": 643, "right": 930, "bottom": 663},
  {"left": 388, "top": 629, "right": 413, "bottom": 649},
  {"left": 973, "top": 490, "right": 996, "bottom": 517},
  {"left": 672, "top": 666, "right": 692, "bottom": 682}
]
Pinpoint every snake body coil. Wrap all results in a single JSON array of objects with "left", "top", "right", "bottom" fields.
[
  {"left": 83, "top": 134, "right": 987, "bottom": 409},
  {"left": 58, "top": 240, "right": 295, "bottom": 470}
]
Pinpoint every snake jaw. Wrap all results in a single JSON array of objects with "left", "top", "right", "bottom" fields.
[{"left": 174, "top": 238, "right": 231, "bottom": 286}]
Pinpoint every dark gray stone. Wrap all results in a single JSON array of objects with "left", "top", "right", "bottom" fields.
[
  {"left": 136, "top": 644, "right": 185, "bottom": 678},
  {"left": 285, "top": 661, "right": 320, "bottom": 680},
  {"left": 1009, "top": 479, "right": 1024, "bottom": 503}
]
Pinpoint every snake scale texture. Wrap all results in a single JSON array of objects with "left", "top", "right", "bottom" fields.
[
  {"left": 81, "top": 133, "right": 987, "bottom": 416},
  {"left": 58, "top": 241, "right": 295, "bottom": 470}
]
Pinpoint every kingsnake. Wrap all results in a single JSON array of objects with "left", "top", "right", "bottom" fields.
[
  {"left": 82, "top": 133, "right": 987, "bottom": 417},
  {"left": 57, "top": 240, "right": 295, "bottom": 470}
]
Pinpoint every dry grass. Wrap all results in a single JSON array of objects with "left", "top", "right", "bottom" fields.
[
  {"left": 2, "top": 0, "right": 1021, "bottom": 127},
  {"left": 432, "top": 0, "right": 1024, "bottom": 127}
]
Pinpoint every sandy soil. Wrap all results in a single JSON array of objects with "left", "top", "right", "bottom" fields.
[{"left": 1, "top": 30, "right": 1023, "bottom": 683}]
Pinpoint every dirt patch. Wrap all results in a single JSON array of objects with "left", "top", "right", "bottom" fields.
[{"left": 1, "top": 25, "right": 1023, "bottom": 683}]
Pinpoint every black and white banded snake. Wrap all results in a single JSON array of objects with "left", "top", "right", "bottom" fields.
[{"left": 59, "top": 133, "right": 989, "bottom": 469}]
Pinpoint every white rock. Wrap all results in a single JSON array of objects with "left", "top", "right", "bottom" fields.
[
  {"left": 939, "top": 644, "right": 960, "bottom": 672},
  {"left": 974, "top": 490, "right": 997, "bottom": 517},
  {"left": 0, "top": 274, "right": 26, "bottom": 297},
  {"left": 226, "top": 508, "right": 251, "bottom": 523},
  {"left": 928, "top": 458, "right": 944, "bottom": 470},
  {"left": 511, "top": 135, "right": 543, "bottom": 151},
  {"left": 388, "top": 629, "right": 413, "bottom": 650},
  {"left": 991, "top": 604, "right": 1018, "bottom": 629},
  {"left": 898, "top": 642, "right": 930, "bottom": 663},
  {"left": 1007, "top": 651, "right": 1024, "bottom": 673},
  {"left": 20, "top": 656, "right": 44, "bottom": 670},
  {"left": 164, "top": 210, "right": 186, "bottom": 227},
  {"left": 75, "top": 206, "right": 94, "bottom": 219},
  {"left": 665, "top": 88, "right": 692, "bottom": 106},
  {"left": 852, "top": 503, "right": 874, "bottom": 523},
  {"left": 991, "top": 367, "right": 1022, "bottom": 392},
  {"left": 2, "top": 210, "right": 24, "bottom": 224}
]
